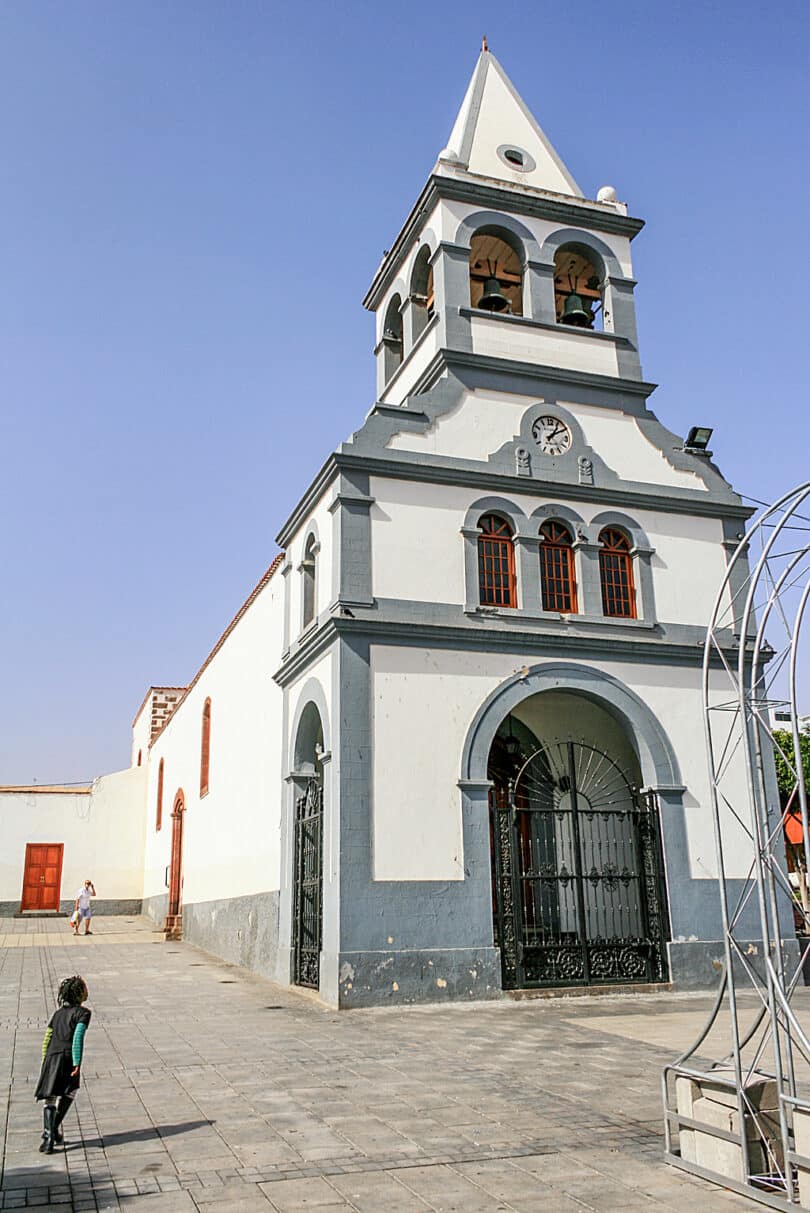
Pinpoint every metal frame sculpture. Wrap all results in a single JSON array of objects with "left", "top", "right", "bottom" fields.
[{"left": 663, "top": 481, "right": 810, "bottom": 1208}]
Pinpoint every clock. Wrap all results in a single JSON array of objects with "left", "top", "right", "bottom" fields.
[{"left": 532, "top": 416, "right": 572, "bottom": 456}]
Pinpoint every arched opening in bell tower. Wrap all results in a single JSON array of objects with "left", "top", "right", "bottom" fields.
[
  {"left": 554, "top": 243, "right": 605, "bottom": 331},
  {"left": 382, "top": 294, "right": 403, "bottom": 381},
  {"left": 469, "top": 227, "right": 523, "bottom": 315},
  {"left": 487, "top": 690, "right": 668, "bottom": 990},
  {"left": 409, "top": 245, "right": 434, "bottom": 342}
]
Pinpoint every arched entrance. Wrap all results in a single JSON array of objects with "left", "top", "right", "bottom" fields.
[
  {"left": 487, "top": 690, "right": 670, "bottom": 990},
  {"left": 165, "top": 790, "right": 185, "bottom": 940},
  {"left": 292, "top": 702, "right": 325, "bottom": 988}
]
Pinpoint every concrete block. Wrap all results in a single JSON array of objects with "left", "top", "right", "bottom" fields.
[
  {"left": 792, "top": 1104, "right": 810, "bottom": 1208},
  {"left": 691, "top": 1095, "right": 782, "bottom": 1182},
  {"left": 675, "top": 1076, "right": 700, "bottom": 1163}
]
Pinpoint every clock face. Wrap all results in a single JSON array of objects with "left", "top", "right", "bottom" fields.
[{"left": 532, "top": 415, "right": 572, "bottom": 456}]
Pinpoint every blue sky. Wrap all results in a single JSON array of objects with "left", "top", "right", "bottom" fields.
[{"left": 1, "top": 1, "right": 808, "bottom": 782}]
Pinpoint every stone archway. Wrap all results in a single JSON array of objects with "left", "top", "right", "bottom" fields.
[
  {"left": 290, "top": 701, "right": 325, "bottom": 989},
  {"left": 462, "top": 664, "right": 679, "bottom": 991}
]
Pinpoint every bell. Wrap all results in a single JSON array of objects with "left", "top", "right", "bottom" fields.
[
  {"left": 560, "top": 292, "right": 592, "bottom": 328},
  {"left": 478, "top": 276, "right": 509, "bottom": 312}
]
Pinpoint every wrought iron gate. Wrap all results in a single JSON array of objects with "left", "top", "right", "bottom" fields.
[
  {"left": 492, "top": 741, "right": 669, "bottom": 989},
  {"left": 292, "top": 778, "right": 323, "bottom": 988}
]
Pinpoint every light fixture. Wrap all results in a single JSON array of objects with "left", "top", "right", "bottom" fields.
[
  {"left": 685, "top": 425, "right": 713, "bottom": 451},
  {"left": 504, "top": 715, "right": 521, "bottom": 759}
]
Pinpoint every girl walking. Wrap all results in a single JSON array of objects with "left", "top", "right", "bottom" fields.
[{"left": 35, "top": 975, "right": 91, "bottom": 1153}]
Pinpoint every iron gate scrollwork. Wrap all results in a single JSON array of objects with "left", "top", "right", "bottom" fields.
[
  {"left": 491, "top": 741, "right": 669, "bottom": 989},
  {"left": 293, "top": 777, "right": 323, "bottom": 989}
]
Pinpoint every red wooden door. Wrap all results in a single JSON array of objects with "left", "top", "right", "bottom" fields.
[
  {"left": 166, "top": 792, "right": 185, "bottom": 934},
  {"left": 21, "top": 843, "right": 64, "bottom": 911}
]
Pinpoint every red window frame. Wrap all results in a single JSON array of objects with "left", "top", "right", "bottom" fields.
[
  {"left": 200, "top": 698, "right": 211, "bottom": 797},
  {"left": 477, "top": 514, "right": 516, "bottom": 608},
  {"left": 156, "top": 757, "right": 165, "bottom": 831},
  {"left": 539, "top": 521, "right": 577, "bottom": 613},
  {"left": 599, "top": 528, "right": 636, "bottom": 618}
]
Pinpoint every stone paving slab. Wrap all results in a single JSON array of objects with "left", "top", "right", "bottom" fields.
[{"left": 1, "top": 915, "right": 802, "bottom": 1210}]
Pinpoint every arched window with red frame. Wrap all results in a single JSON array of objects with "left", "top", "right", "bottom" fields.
[
  {"left": 599, "top": 528, "right": 636, "bottom": 618},
  {"left": 200, "top": 698, "right": 211, "bottom": 796},
  {"left": 156, "top": 758, "right": 165, "bottom": 831},
  {"left": 539, "top": 521, "right": 577, "bottom": 613},
  {"left": 477, "top": 514, "right": 516, "bottom": 608}
]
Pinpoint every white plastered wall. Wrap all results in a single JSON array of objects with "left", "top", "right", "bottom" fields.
[
  {"left": 142, "top": 568, "right": 285, "bottom": 908},
  {"left": 370, "top": 644, "right": 753, "bottom": 887},
  {"left": 0, "top": 766, "right": 147, "bottom": 905},
  {"left": 369, "top": 475, "right": 731, "bottom": 626}
]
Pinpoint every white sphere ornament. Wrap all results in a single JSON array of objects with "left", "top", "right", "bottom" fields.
[
  {"left": 597, "top": 185, "right": 618, "bottom": 202},
  {"left": 439, "top": 146, "right": 459, "bottom": 162}
]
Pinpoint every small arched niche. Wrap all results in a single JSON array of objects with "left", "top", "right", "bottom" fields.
[
  {"left": 469, "top": 228, "right": 523, "bottom": 316},
  {"left": 294, "top": 701, "right": 324, "bottom": 779},
  {"left": 382, "top": 293, "right": 403, "bottom": 381},
  {"left": 409, "top": 245, "right": 434, "bottom": 342},
  {"left": 554, "top": 243, "right": 605, "bottom": 331}
]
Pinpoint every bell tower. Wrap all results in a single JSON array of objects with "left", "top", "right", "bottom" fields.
[{"left": 364, "top": 45, "right": 644, "bottom": 402}]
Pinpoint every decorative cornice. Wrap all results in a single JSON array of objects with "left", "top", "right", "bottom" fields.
[{"left": 412, "top": 347, "right": 657, "bottom": 398}]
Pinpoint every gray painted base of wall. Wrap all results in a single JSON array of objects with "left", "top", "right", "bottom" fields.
[
  {"left": 667, "top": 939, "right": 803, "bottom": 990},
  {"left": 180, "top": 891, "right": 281, "bottom": 983},
  {"left": 336, "top": 947, "right": 503, "bottom": 1007},
  {"left": 1, "top": 898, "right": 142, "bottom": 917},
  {"left": 142, "top": 892, "right": 168, "bottom": 927}
]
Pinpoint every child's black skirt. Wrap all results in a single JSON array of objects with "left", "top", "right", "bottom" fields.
[{"left": 35, "top": 1049, "right": 80, "bottom": 1101}]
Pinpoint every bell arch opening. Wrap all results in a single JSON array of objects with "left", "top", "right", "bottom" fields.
[
  {"left": 469, "top": 227, "right": 524, "bottom": 315},
  {"left": 553, "top": 242, "right": 606, "bottom": 331},
  {"left": 486, "top": 690, "right": 669, "bottom": 991}
]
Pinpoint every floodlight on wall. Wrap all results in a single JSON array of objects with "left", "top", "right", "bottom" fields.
[{"left": 684, "top": 425, "right": 713, "bottom": 452}]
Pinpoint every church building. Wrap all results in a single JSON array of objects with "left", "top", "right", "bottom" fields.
[{"left": 1, "top": 48, "right": 762, "bottom": 1007}]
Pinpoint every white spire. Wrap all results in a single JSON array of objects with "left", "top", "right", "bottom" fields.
[{"left": 437, "top": 47, "right": 583, "bottom": 198}]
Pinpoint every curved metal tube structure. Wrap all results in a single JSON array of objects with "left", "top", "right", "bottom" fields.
[{"left": 663, "top": 481, "right": 810, "bottom": 1208}]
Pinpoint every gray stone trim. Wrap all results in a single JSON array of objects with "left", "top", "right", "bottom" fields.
[
  {"left": 329, "top": 470, "right": 375, "bottom": 608},
  {"left": 2, "top": 898, "right": 143, "bottom": 918},
  {"left": 667, "top": 937, "right": 801, "bottom": 991},
  {"left": 722, "top": 517, "right": 752, "bottom": 635},
  {"left": 589, "top": 508, "right": 657, "bottom": 623},
  {"left": 274, "top": 597, "right": 736, "bottom": 688},
  {"left": 337, "top": 947, "right": 502, "bottom": 1007},
  {"left": 432, "top": 243, "right": 473, "bottom": 352},
  {"left": 337, "top": 449, "right": 750, "bottom": 522},
  {"left": 363, "top": 174, "right": 644, "bottom": 312},
  {"left": 287, "top": 678, "right": 332, "bottom": 774}
]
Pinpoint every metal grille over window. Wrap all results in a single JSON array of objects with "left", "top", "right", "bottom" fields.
[
  {"left": 477, "top": 514, "right": 516, "bottom": 607},
  {"left": 599, "top": 528, "right": 636, "bottom": 618},
  {"left": 539, "top": 520, "right": 577, "bottom": 613}
]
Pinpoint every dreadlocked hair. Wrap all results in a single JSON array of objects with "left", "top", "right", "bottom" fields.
[{"left": 57, "top": 976, "right": 88, "bottom": 1007}]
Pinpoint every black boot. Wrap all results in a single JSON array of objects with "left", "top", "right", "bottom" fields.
[
  {"left": 39, "top": 1105, "right": 56, "bottom": 1153},
  {"left": 51, "top": 1095, "right": 71, "bottom": 1144}
]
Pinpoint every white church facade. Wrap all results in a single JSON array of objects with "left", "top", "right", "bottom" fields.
[{"left": 1, "top": 49, "right": 778, "bottom": 1007}]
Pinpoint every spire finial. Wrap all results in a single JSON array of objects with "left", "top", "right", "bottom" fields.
[{"left": 481, "top": 35, "right": 489, "bottom": 52}]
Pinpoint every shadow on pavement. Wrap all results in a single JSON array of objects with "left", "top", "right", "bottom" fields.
[{"left": 67, "top": 1119, "right": 213, "bottom": 1149}]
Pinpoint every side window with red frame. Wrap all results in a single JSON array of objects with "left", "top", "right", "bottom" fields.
[
  {"left": 200, "top": 698, "right": 211, "bottom": 796},
  {"left": 477, "top": 514, "right": 516, "bottom": 608},
  {"left": 539, "top": 521, "right": 577, "bottom": 613},
  {"left": 156, "top": 758, "right": 165, "bottom": 831},
  {"left": 599, "top": 528, "right": 636, "bottom": 618}
]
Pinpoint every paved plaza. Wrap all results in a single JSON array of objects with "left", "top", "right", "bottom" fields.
[{"left": 0, "top": 917, "right": 788, "bottom": 1211}]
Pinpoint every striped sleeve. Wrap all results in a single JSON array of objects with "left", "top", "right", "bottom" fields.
[{"left": 71, "top": 1022, "right": 87, "bottom": 1067}]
